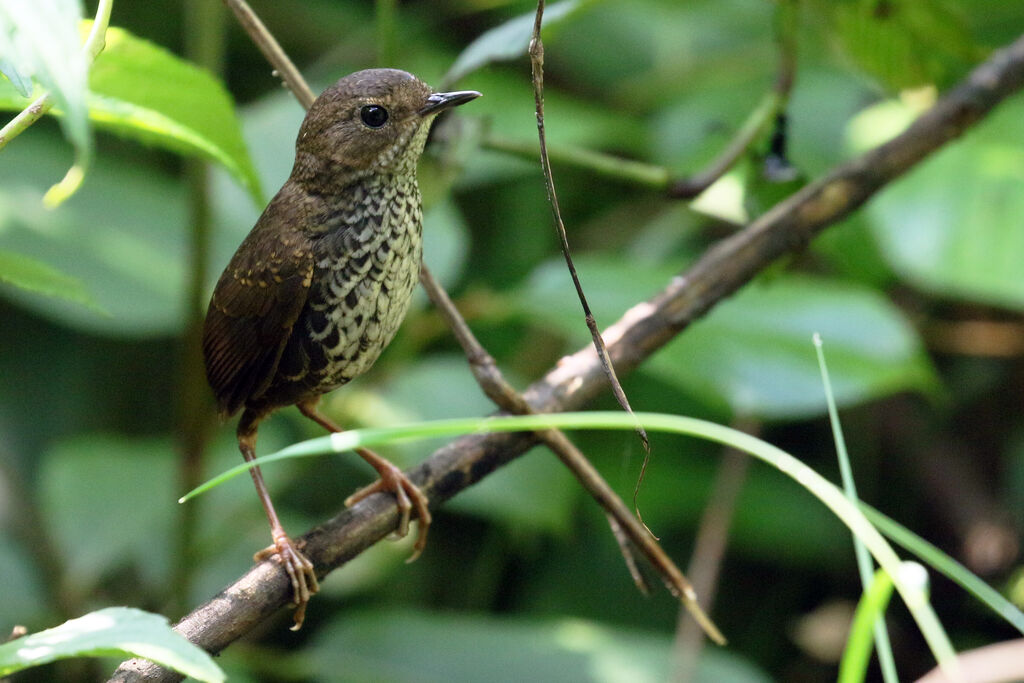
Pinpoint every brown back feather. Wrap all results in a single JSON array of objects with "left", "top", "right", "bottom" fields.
[{"left": 202, "top": 194, "right": 315, "bottom": 417}]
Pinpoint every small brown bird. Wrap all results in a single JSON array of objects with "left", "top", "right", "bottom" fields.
[{"left": 202, "top": 69, "right": 479, "bottom": 628}]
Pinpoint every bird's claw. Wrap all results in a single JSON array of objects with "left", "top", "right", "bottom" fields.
[
  {"left": 255, "top": 532, "right": 320, "bottom": 630},
  {"left": 345, "top": 459, "right": 432, "bottom": 563}
]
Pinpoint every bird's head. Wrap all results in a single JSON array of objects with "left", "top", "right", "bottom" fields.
[{"left": 292, "top": 68, "right": 479, "bottom": 185}]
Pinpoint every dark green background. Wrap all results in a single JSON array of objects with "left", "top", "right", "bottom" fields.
[{"left": 1, "top": 0, "right": 1023, "bottom": 680}]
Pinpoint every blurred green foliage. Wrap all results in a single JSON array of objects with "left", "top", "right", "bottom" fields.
[{"left": 1, "top": 0, "right": 1023, "bottom": 680}]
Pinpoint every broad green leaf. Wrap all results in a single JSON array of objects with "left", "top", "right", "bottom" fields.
[
  {"left": 0, "top": 536, "right": 47, "bottom": 625},
  {"left": 311, "top": 610, "right": 771, "bottom": 683},
  {"left": 88, "top": 24, "right": 260, "bottom": 203},
  {"left": 443, "top": 0, "right": 591, "bottom": 86},
  {"left": 648, "top": 277, "right": 937, "bottom": 419},
  {"left": 0, "top": 0, "right": 89, "bottom": 152},
  {"left": 816, "top": 0, "right": 979, "bottom": 90},
  {"left": 0, "top": 248, "right": 101, "bottom": 311},
  {"left": 551, "top": 0, "right": 774, "bottom": 106},
  {"left": 38, "top": 434, "right": 177, "bottom": 592},
  {"left": 852, "top": 97, "right": 1024, "bottom": 310},
  {"left": 0, "top": 607, "right": 224, "bottom": 681},
  {"left": 0, "top": 134, "right": 188, "bottom": 336},
  {"left": 519, "top": 259, "right": 936, "bottom": 420},
  {"left": 0, "top": 24, "right": 262, "bottom": 204}
]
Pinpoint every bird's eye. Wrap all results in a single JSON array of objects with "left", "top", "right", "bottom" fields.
[{"left": 359, "top": 105, "right": 389, "bottom": 128}]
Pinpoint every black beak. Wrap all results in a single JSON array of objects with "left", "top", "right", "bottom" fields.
[{"left": 418, "top": 90, "right": 481, "bottom": 116}]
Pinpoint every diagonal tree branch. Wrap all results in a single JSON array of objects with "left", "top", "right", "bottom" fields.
[{"left": 109, "top": 32, "right": 1024, "bottom": 682}]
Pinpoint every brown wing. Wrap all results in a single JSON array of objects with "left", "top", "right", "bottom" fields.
[{"left": 202, "top": 202, "right": 315, "bottom": 418}]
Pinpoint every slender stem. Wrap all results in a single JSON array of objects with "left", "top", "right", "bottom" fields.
[
  {"left": 221, "top": 0, "right": 315, "bottom": 109},
  {"left": 482, "top": 134, "right": 671, "bottom": 188},
  {"left": 483, "top": 0, "right": 798, "bottom": 200},
  {"left": 671, "top": 428, "right": 753, "bottom": 683},
  {"left": 0, "top": 93, "right": 54, "bottom": 151},
  {"left": 667, "top": 90, "right": 785, "bottom": 198},
  {"left": 528, "top": 0, "right": 652, "bottom": 494},
  {"left": 84, "top": 0, "right": 115, "bottom": 59},
  {"left": 173, "top": 0, "right": 226, "bottom": 613},
  {"left": 376, "top": 0, "right": 397, "bottom": 67},
  {"left": 816, "top": 335, "right": 898, "bottom": 681}
]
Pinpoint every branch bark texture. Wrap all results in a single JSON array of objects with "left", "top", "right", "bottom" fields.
[{"left": 110, "top": 32, "right": 1024, "bottom": 683}]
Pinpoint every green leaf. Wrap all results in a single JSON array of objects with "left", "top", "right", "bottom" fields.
[
  {"left": 0, "top": 134, "right": 189, "bottom": 336},
  {"left": 653, "top": 277, "right": 936, "bottom": 419},
  {"left": 38, "top": 434, "right": 177, "bottom": 592},
  {"left": 443, "top": 0, "right": 591, "bottom": 86},
  {"left": 0, "top": 24, "right": 262, "bottom": 205},
  {"left": 817, "top": 0, "right": 980, "bottom": 90},
  {"left": 0, "top": 536, "right": 47, "bottom": 625},
  {"left": 0, "top": 58, "right": 33, "bottom": 97},
  {"left": 0, "top": 607, "right": 224, "bottom": 681},
  {"left": 839, "top": 567, "right": 899, "bottom": 683},
  {"left": 0, "top": 248, "right": 102, "bottom": 312},
  {"left": 310, "top": 609, "right": 771, "bottom": 683},
  {"left": 853, "top": 97, "right": 1024, "bottom": 310},
  {"left": 518, "top": 258, "right": 936, "bottom": 419},
  {"left": 89, "top": 25, "right": 260, "bottom": 203},
  {"left": 0, "top": 0, "right": 89, "bottom": 152}
]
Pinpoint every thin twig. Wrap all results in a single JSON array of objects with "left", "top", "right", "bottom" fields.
[
  {"left": 483, "top": 0, "right": 798, "bottom": 200},
  {"left": 671, "top": 430, "right": 754, "bottom": 683},
  {"left": 221, "top": 0, "right": 315, "bottom": 108},
  {"left": 109, "top": 31, "right": 1024, "bottom": 682},
  {"left": 668, "top": 0, "right": 799, "bottom": 198},
  {"left": 172, "top": 0, "right": 226, "bottom": 616},
  {"left": 375, "top": 0, "right": 397, "bottom": 67},
  {"left": 481, "top": 134, "right": 672, "bottom": 188},
  {"left": 528, "top": 0, "right": 654, "bottom": 528},
  {"left": 421, "top": 266, "right": 712, "bottom": 622}
]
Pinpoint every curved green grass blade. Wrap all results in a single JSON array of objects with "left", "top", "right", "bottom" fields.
[
  {"left": 816, "top": 333, "right": 898, "bottom": 682},
  {"left": 839, "top": 567, "right": 898, "bottom": 683},
  {"left": 862, "top": 503, "right": 1024, "bottom": 635},
  {"left": 182, "top": 410, "right": 958, "bottom": 673}
]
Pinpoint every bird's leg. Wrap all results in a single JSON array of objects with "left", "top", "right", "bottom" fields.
[
  {"left": 238, "top": 411, "right": 320, "bottom": 630},
  {"left": 296, "top": 398, "right": 432, "bottom": 561}
]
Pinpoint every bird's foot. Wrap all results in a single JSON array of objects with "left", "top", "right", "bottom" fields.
[
  {"left": 345, "top": 450, "right": 432, "bottom": 563},
  {"left": 255, "top": 532, "right": 320, "bottom": 630}
]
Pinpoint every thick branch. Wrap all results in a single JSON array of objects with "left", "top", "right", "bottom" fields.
[{"left": 110, "top": 32, "right": 1024, "bottom": 682}]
